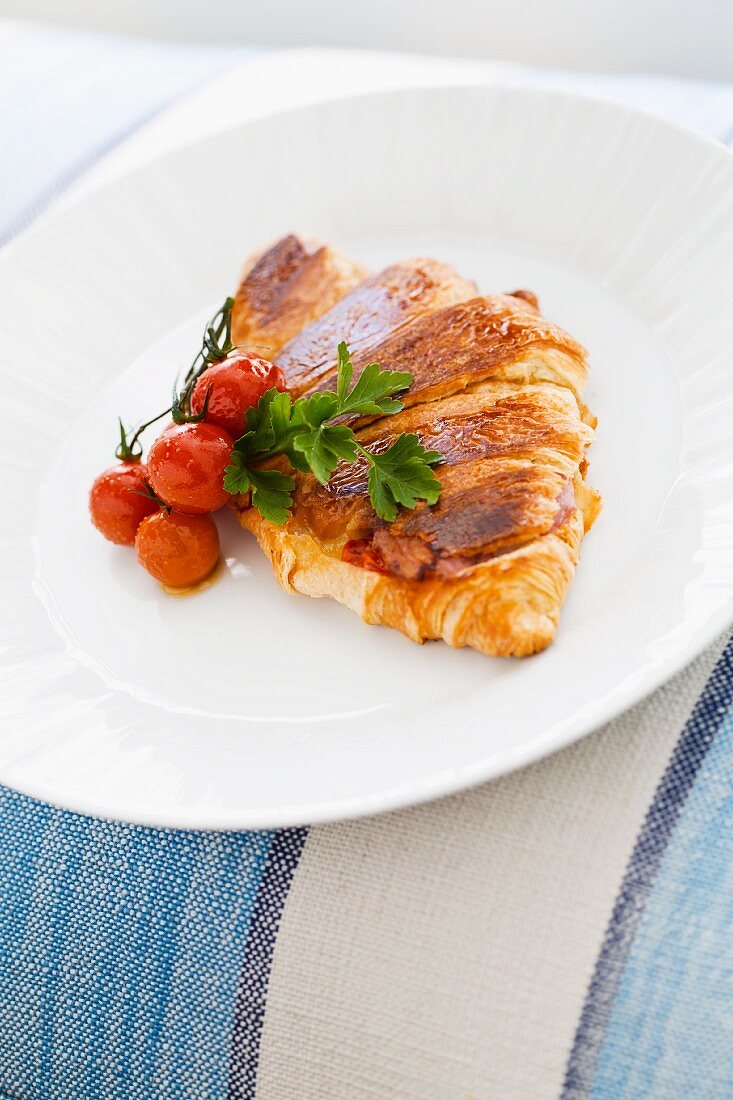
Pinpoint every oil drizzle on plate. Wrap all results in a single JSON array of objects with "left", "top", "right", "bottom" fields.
[{"left": 161, "top": 557, "right": 223, "bottom": 597}]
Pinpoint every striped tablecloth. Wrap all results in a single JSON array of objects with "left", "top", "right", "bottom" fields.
[{"left": 2, "top": 21, "right": 733, "bottom": 1099}]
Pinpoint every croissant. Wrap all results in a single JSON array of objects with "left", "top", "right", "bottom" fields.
[
  {"left": 232, "top": 237, "right": 600, "bottom": 657},
  {"left": 231, "top": 233, "right": 367, "bottom": 354}
]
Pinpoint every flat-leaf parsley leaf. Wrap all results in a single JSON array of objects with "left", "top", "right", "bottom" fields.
[
  {"left": 223, "top": 343, "right": 442, "bottom": 524},
  {"left": 363, "top": 434, "right": 443, "bottom": 523}
]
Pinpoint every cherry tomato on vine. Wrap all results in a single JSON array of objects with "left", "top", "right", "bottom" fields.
[
  {"left": 135, "top": 510, "right": 220, "bottom": 588},
  {"left": 147, "top": 422, "right": 233, "bottom": 514},
  {"left": 190, "top": 353, "right": 285, "bottom": 438},
  {"left": 89, "top": 460, "right": 158, "bottom": 546}
]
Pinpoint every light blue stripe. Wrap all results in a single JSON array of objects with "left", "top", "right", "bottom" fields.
[
  {"left": 563, "top": 637, "right": 733, "bottom": 1096},
  {"left": 0, "top": 791, "right": 274, "bottom": 1099},
  {"left": 590, "top": 701, "right": 733, "bottom": 1098},
  {"left": 37, "top": 809, "right": 88, "bottom": 1097}
]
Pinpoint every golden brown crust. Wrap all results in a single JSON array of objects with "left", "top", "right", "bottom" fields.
[
  {"left": 230, "top": 242, "right": 600, "bottom": 658},
  {"left": 309, "top": 293, "right": 589, "bottom": 408},
  {"left": 277, "top": 259, "right": 476, "bottom": 395},
  {"left": 293, "top": 381, "right": 594, "bottom": 555},
  {"left": 231, "top": 234, "right": 367, "bottom": 355}
]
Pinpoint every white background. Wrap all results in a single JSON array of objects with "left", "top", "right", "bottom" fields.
[{"left": 3, "top": 0, "right": 732, "bottom": 80}]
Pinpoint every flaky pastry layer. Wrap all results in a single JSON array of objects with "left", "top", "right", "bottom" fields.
[{"left": 237, "top": 483, "right": 598, "bottom": 657}]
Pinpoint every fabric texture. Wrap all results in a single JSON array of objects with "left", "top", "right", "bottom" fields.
[{"left": 1, "top": 23, "right": 733, "bottom": 1099}]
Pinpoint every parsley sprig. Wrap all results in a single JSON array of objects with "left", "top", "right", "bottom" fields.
[{"left": 224, "top": 342, "right": 443, "bottom": 524}]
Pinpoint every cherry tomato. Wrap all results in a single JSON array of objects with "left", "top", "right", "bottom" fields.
[
  {"left": 135, "top": 510, "right": 220, "bottom": 588},
  {"left": 190, "top": 353, "right": 285, "bottom": 438},
  {"left": 89, "top": 460, "right": 158, "bottom": 546},
  {"left": 147, "top": 422, "right": 233, "bottom": 514}
]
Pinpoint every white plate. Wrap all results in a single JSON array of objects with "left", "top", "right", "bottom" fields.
[{"left": 2, "top": 85, "right": 732, "bottom": 829}]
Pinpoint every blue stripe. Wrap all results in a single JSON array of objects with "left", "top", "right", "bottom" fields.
[
  {"left": 37, "top": 811, "right": 85, "bottom": 1097},
  {"left": 563, "top": 633, "right": 733, "bottom": 1098},
  {"left": 228, "top": 827, "right": 309, "bottom": 1098},
  {"left": 591, "top": 703, "right": 733, "bottom": 1096},
  {"left": 0, "top": 791, "right": 276, "bottom": 1099}
]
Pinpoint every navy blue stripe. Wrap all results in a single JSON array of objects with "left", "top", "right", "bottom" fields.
[
  {"left": 228, "top": 827, "right": 308, "bottom": 1098},
  {"left": 562, "top": 632, "right": 733, "bottom": 1098}
]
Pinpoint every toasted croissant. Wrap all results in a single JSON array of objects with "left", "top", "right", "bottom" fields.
[{"left": 232, "top": 242, "right": 600, "bottom": 658}]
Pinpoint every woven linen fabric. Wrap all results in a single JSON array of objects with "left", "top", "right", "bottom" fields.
[{"left": 2, "top": 25, "right": 733, "bottom": 1099}]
